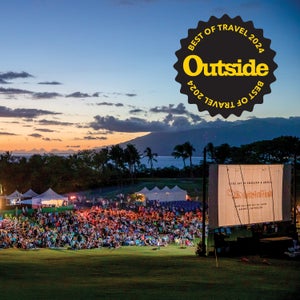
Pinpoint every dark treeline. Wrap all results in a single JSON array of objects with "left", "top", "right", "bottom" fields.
[
  {"left": 206, "top": 136, "right": 300, "bottom": 164},
  {"left": 0, "top": 136, "right": 299, "bottom": 195}
]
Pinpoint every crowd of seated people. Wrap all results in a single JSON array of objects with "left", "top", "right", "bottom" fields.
[{"left": 0, "top": 201, "right": 205, "bottom": 250}]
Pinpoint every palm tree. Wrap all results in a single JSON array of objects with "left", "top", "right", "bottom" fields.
[
  {"left": 143, "top": 147, "right": 158, "bottom": 171},
  {"left": 206, "top": 142, "right": 216, "bottom": 162},
  {"left": 124, "top": 144, "right": 141, "bottom": 177},
  {"left": 214, "top": 143, "right": 231, "bottom": 164},
  {"left": 182, "top": 141, "right": 195, "bottom": 168},
  {"left": 109, "top": 144, "right": 125, "bottom": 171},
  {"left": 172, "top": 144, "right": 189, "bottom": 168},
  {"left": 93, "top": 148, "right": 109, "bottom": 173}
]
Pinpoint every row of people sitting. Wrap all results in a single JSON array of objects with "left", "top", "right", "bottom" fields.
[{"left": 0, "top": 204, "right": 206, "bottom": 250}]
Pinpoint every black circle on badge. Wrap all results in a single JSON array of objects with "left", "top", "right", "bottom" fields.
[{"left": 174, "top": 15, "right": 277, "bottom": 118}]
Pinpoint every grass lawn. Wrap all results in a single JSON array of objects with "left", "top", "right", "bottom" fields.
[{"left": 0, "top": 245, "right": 299, "bottom": 300}]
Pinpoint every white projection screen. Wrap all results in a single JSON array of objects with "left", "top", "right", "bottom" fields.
[{"left": 209, "top": 164, "right": 291, "bottom": 228}]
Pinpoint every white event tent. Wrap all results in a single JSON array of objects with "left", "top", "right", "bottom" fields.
[
  {"left": 24, "top": 188, "right": 67, "bottom": 208},
  {"left": 6, "top": 190, "right": 23, "bottom": 204},
  {"left": 22, "top": 189, "right": 39, "bottom": 199},
  {"left": 136, "top": 185, "right": 187, "bottom": 202},
  {"left": 171, "top": 185, "right": 187, "bottom": 201}
]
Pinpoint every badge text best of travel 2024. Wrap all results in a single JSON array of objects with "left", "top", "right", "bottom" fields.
[{"left": 174, "top": 15, "right": 277, "bottom": 118}]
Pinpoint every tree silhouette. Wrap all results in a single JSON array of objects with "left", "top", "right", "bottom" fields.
[
  {"left": 109, "top": 145, "right": 125, "bottom": 170},
  {"left": 183, "top": 141, "right": 195, "bottom": 168},
  {"left": 124, "top": 144, "right": 141, "bottom": 178},
  {"left": 0, "top": 135, "right": 298, "bottom": 194},
  {"left": 172, "top": 141, "right": 195, "bottom": 168},
  {"left": 172, "top": 144, "right": 188, "bottom": 168},
  {"left": 143, "top": 147, "right": 158, "bottom": 172}
]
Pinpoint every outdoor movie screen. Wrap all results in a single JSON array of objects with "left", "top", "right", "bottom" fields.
[{"left": 208, "top": 164, "right": 291, "bottom": 228}]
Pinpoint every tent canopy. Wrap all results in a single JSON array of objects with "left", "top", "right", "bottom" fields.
[
  {"left": 6, "top": 190, "right": 23, "bottom": 204},
  {"left": 22, "top": 189, "right": 38, "bottom": 199},
  {"left": 136, "top": 186, "right": 187, "bottom": 202},
  {"left": 31, "top": 188, "right": 67, "bottom": 207},
  {"left": 137, "top": 187, "right": 149, "bottom": 194},
  {"left": 7, "top": 190, "right": 23, "bottom": 200}
]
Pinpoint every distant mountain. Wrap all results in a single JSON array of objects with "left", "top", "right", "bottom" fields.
[{"left": 121, "top": 117, "right": 300, "bottom": 156}]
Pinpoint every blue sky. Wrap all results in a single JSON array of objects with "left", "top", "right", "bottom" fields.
[{"left": 0, "top": 0, "right": 299, "bottom": 153}]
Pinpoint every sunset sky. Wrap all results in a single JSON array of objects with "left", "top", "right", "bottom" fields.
[{"left": 0, "top": 0, "right": 299, "bottom": 154}]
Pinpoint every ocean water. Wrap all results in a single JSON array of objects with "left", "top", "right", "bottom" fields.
[{"left": 140, "top": 156, "right": 202, "bottom": 169}]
